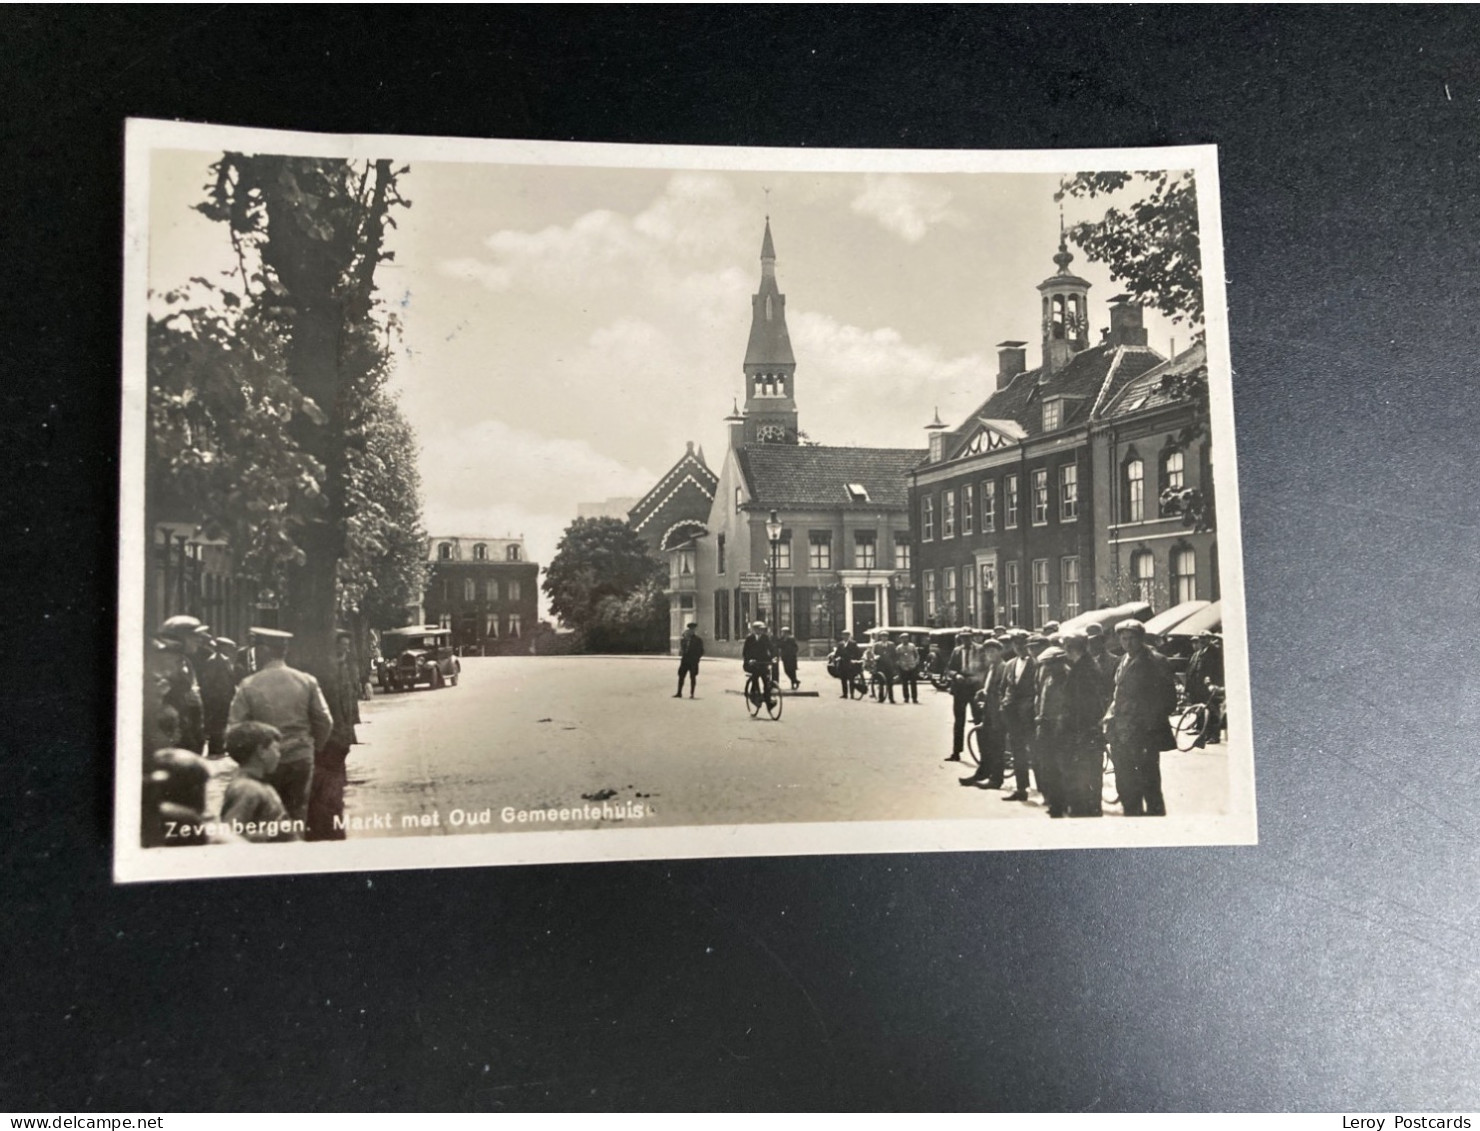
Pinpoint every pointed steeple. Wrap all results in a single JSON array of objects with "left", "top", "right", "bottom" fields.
[
  {"left": 1038, "top": 211, "right": 1091, "bottom": 376},
  {"left": 740, "top": 216, "right": 799, "bottom": 446}
]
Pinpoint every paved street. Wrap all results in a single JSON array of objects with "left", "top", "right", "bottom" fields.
[{"left": 256, "top": 655, "right": 1235, "bottom": 838}]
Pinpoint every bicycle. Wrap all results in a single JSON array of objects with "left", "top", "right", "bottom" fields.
[
  {"left": 744, "top": 662, "right": 783, "bottom": 721},
  {"left": 1174, "top": 684, "right": 1225, "bottom": 751}
]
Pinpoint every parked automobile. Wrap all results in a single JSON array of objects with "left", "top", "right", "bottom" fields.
[
  {"left": 377, "top": 626, "right": 460, "bottom": 691},
  {"left": 1057, "top": 601, "right": 1153, "bottom": 638}
]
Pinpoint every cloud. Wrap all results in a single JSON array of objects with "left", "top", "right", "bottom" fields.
[
  {"left": 790, "top": 310, "right": 995, "bottom": 447},
  {"left": 849, "top": 174, "right": 963, "bottom": 242}
]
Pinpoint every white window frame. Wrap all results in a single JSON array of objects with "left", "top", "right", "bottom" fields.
[
  {"left": 981, "top": 480, "right": 996, "bottom": 532},
  {"left": 1061, "top": 556, "right": 1081, "bottom": 618},
  {"left": 1005, "top": 475, "right": 1019, "bottom": 529},
  {"left": 1060, "top": 463, "right": 1078, "bottom": 521},
  {"left": 921, "top": 496, "right": 935, "bottom": 542},
  {"left": 1032, "top": 558, "right": 1050, "bottom": 627},
  {"left": 1031, "top": 469, "right": 1049, "bottom": 526},
  {"left": 942, "top": 489, "right": 956, "bottom": 539},
  {"left": 962, "top": 483, "right": 975, "bottom": 535}
]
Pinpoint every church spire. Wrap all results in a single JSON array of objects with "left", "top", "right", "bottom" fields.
[{"left": 741, "top": 217, "right": 798, "bottom": 445}]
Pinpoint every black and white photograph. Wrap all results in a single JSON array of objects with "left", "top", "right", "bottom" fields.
[{"left": 118, "top": 121, "right": 1250, "bottom": 883}]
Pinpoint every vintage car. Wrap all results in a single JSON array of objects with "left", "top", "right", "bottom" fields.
[{"left": 377, "top": 626, "right": 460, "bottom": 691}]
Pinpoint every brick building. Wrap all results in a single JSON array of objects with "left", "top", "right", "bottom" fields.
[
  {"left": 421, "top": 535, "right": 540, "bottom": 654},
  {"left": 909, "top": 235, "right": 1166, "bottom": 629},
  {"left": 627, "top": 441, "right": 718, "bottom": 648}
]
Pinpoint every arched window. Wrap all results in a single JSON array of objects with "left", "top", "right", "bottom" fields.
[
  {"left": 1171, "top": 547, "right": 1197, "bottom": 603},
  {"left": 1131, "top": 550, "right": 1155, "bottom": 604},
  {"left": 1162, "top": 449, "right": 1185, "bottom": 492},
  {"left": 473, "top": 543, "right": 487, "bottom": 560},
  {"left": 437, "top": 542, "right": 452, "bottom": 560},
  {"left": 1123, "top": 458, "right": 1145, "bottom": 523},
  {"left": 1052, "top": 294, "right": 1066, "bottom": 339},
  {"left": 506, "top": 544, "right": 521, "bottom": 562}
]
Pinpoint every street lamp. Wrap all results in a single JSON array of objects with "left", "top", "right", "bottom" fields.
[{"left": 765, "top": 508, "right": 783, "bottom": 633}]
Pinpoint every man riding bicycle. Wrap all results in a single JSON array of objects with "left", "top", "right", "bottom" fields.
[{"left": 742, "top": 620, "right": 779, "bottom": 704}]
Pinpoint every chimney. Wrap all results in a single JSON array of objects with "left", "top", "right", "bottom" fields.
[
  {"left": 925, "top": 407, "right": 948, "bottom": 463},
  {"left": 996, "top": 341, "right": 1028, "bottom": 389},
  {"left": 1107, "top": 295, "right": 1148, "bottom": 348}
]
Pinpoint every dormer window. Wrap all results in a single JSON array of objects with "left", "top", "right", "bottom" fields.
[
  {"left": 437, "top": 542, "right": 452, "bottom": 561},
  {"left": 1043, "top": 399, "right": 1063, "bottom": 431},
  {"left": 473, "top": 543, "right": 487, "bottom": 560},
  {"left": 845, "top": 483, "right": 870, "bottom": 503},
  {"left": 506, "top": 544, "right": 521, "bottom": 562}
]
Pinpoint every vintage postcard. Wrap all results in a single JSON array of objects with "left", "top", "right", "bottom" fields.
[{"left": 117, "top": 119, "right": 1253, "bottom": 882}]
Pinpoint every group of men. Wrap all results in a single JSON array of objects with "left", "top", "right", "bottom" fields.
[
  {"left": 946, "top": 620, "right": 1195, "bottom": 817},
  {"left": 674, "top": 620, "right": 802, "bottom": 701},
  {"left": 143, "top": 615, "right": 363, "bottom": 846}
]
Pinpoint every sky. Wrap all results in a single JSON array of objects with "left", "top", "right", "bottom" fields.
[{"left": 148, "top": 149, "right": 1191, "bottom": 607}]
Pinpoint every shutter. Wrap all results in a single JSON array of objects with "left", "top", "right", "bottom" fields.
[{"left": 794, "top": 586, "right": 812, "bottom": 639}]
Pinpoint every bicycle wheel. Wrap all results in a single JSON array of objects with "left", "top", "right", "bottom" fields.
[
  {"left": 1174, "top": 704, "right": 1206, "bottom": 751},
  {"left": 765, "top": 684, "right": 783, "bottom": 720},
  {"left": 746, "top": 674, "right": 762, "bottom": 718},
  {"left": 964, "top": 727, "right": 983, "bottom": 767}
]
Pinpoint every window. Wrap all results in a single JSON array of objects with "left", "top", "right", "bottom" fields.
[
  {"left": 1132, "top": 550, "right": 1155, "bottom": 604},
  {"left": 473, "top": 543, "right": 487, "bottom": 560},
  {"left": 1005, "top": 475, "right": 1019, "bottom": 528},
  {"left": 921, "top": 496, "right": 935, "bottom": 541},
  {"left": 1004, "top": 561, "right": 1021, "bottom": 626},
  {"left": 846, "top": 482, "right": 870, "bottom": 503},
  {"left": 1032, "top": 559, "right": 1050, "bottom": 627},
  {"left": 1060, "top": 463, "right": 1078, "bottom": 521},
  {"left": 923, "top": 571, "right": 938, "bottom": 618},
  {"left": 714, "top": 590, "right": 730, "bottom": 642},
  {"left": 463, "top": 578, "right": 476, "bottom": 602},
  {"left": 854, "top": 530, "right": 877, "bottom": 569},
  {"left": 943, "top": 568, "right": 957, "bottom": 622},
  {"left": 438, "top": 542, "right": 452, "bottom": 561},
  {"left": 438, "top": 612, "right": 451, "bottom": 630},
  {"left": 507, "top": 580, "right": 521, "bottom": 602},
  {"left": 735, "top": 487, "right": 744, "bottom": 513},
  {"left": 809, "top": 531, "right": 832, "bottom": 571},
  {"left": 964, "top": 562, "right": 977, "bottom": 625},
  {"left": 774, "top": 532, "right": 792, "bottom": 571},
  {"left": 506, "top": 544, "right": 521, "bottom": 562},
  {"left": 980, "top": 562, "right": 997, "bottom": 625},
  {"left": 942, "top": 490, "right": 956, "bottom": 538},
  {"left": 1031, "top": 469, "right": 1049, "bottom": 525},
  {"left": 1125, "top": 458, "right": 1145, "bottom": 523},
  {"left": 775, "top": 589, "right": 792, "bottom": 632},
  {"left": 676, "top": 548, "right": 695, "bottom": 578},
  {"left": 893, "top": 535, "right": 911, "bottom": 571},
  {"left": 961, "top": 483, "right": 975, "bottom": 535},
  {"left": 1043, "top": 399, "right": 1062, "bottom": 431},
  {"left": 487, "top": 579, "right": 500, "bottom": 602},
  {"left": 1163, "top": 450, "right": 1185, "bottom": 491},
  {"left": 981, "top": 480, "right": 996, "bottom": 532},
  {"left": 1061, "top": 556, "right": 1081, "bottom": 618},
  {"left": 717, "top": 534, "right": 726, "bottom": 575},
  {"left": 1172, "top": 547, "right": 1197, "bottom": 603},
  {"left": 508, "top": 614, "right": 522, "bottom": 638},
  {"left": 485, "top": 614, "right": 499, "bottom": 638}
]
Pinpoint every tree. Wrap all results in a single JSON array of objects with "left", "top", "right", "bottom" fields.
[
  {"left": 191, "top": 153, "right": 410, "bottom": 683},
  {"left": 1056, "top": 170, "right": 1203, "bottom": 331},
  {"left": 542, "top": 518, "right": 667, "bottom": 651}
]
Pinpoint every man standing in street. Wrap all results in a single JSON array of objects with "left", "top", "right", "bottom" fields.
[
  {"left": 1061, "top": 631, "right": 1107, "bottom": 816},
  {"left": 198, "top": 633, "right": 240, "bottom": 759},
  {"left": 1183, "top": 631, "right": 1225, "bottom": 745},
  {"left": 1000, "top": 629, "right": 1039, "bottom": 802},
  {"left": 1084, "top": 623, "right": 1119, "bottom": 700},
  {"left": 959, "top": 634, "right": 1007, "bottom": 788},
  {"left": 308, "top": 629, "right": 360, "bottom": 841},
  {"left": 896, "top": 634, "right": 921, "bottom": 704},
  {"left": 945, "top": 629, "right": 988, "bottom": 763},
  {"left": 1104, "top": 619, "right": 1179, "bottom": 816},
  {"left": 777, "top": 626, "right": 800, "bottom": 691},
  {"left": 675, "top": 621, "right": 704, "bottom": 698},
  {"left": 833, "top": 631, "right": 863, "bottom": 699},
  {"left": 227, "top": 627, "right": 333, "bottom": 828},
  {"left": 152, "top": 615, "right": 208, "bottom": 754}
]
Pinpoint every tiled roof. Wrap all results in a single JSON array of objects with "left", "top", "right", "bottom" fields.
[
  {"left": 1102, "top": 341, "right": 1208, "bottom": 419},
  {"left": 938, "top": 342, "right": 1165, "bottom": 461},
  {"left": 735, "top": 444, "right": 926, "bottom": 510},
  {"left": 629, "top": 446, "right": 717, "bottom": 521}
]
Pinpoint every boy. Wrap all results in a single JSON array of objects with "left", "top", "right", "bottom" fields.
[{"left": 221, "top": 721, "right": 300, "bottom": 842}]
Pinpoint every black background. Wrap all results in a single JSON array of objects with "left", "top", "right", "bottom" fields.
[{"left": 5, "top": 6, "right": 1480, "bottom": 1112}]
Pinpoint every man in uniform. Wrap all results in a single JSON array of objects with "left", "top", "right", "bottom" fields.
[
  {"left": 198, "top": 633, "right": 239, "bottom": 759},
  {"left": 741, "top": 620, "right": 778, "bottom": 704},
  {"left": 227, "top": 627, "right": 333, "bottom": 827},
  {"left": 1104, "top": 619, "right": 1179, "bottom": 816},
  {"left": 675, "top": 621, "right": 704, "bottom": 698},
  {"left": 777, "top": 626, "right": 800, "bottom": 691},
  {"left": 833, "top": 631, "right": 863, "bottom": 699},
  {"left": 1000, "top": 629, "right": 1038, "bottom": 802},
  {"left": 152, "top": 615, "right": 208, "bottom": 754}
]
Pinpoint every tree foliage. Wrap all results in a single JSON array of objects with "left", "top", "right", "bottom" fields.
[
  {"left": 1056, "top": 170, "right": 1203, "bottom": 330},
  {"left": 542, "top": 518, "right": 668, "bottom": 651}
]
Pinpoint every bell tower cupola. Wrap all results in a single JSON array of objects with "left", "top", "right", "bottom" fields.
[
  {"left": 1037, "top": 212, "right": 1091, "bottom": 376},
  {"left": 742, "top": 217, "right": 799, "bottom": 445}
]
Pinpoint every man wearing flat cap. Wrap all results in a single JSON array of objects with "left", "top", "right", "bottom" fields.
[
  {"left": 945, "top": 629, "right": 987, "bottom": 762},
  {"left": 1104, "top": 619, "right": 1179, "bottom": 816},
  {"left": 999, "top": 629, "right": 1038, "bottom": 801},
  {"left": 675, "top": 621, "right": 704, "bottom": 699},
  {"left": 152, "top": 615, "right": 208, "bottom": 754},
  {"left": 742, "top": 620, "right": 778, "bottom": 705},
  {"left": 228, "top": 628, "right": 333, "bottom": 828},
  {"left": 1183, "top": 631, "right": 1225, "bottom": 746}
]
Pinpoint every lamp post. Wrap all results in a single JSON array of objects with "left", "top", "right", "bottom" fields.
[{"left": 765, "top": 509, "right": 783, "bottom": 634}]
